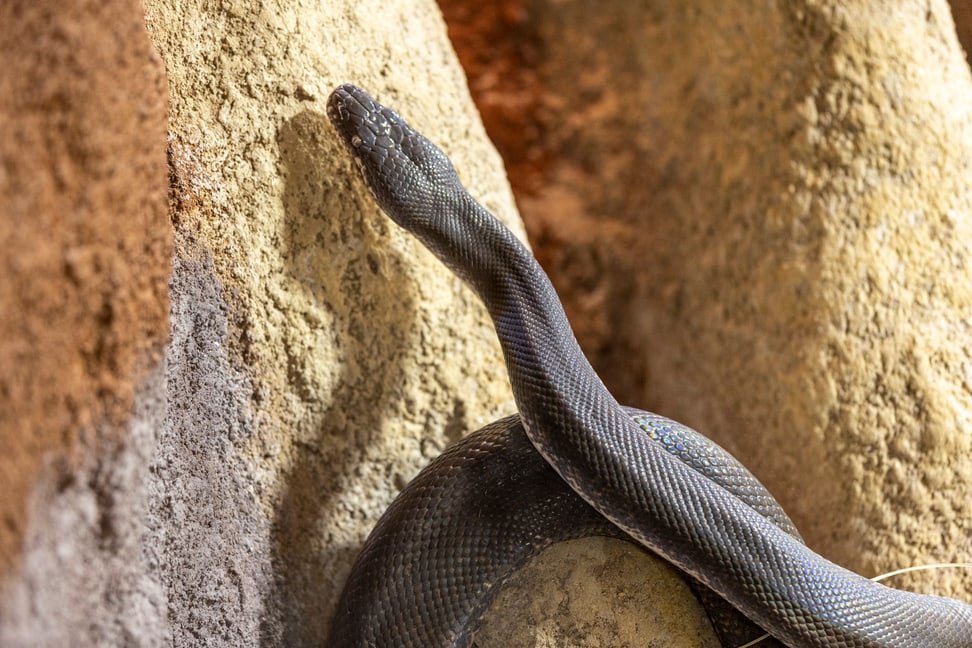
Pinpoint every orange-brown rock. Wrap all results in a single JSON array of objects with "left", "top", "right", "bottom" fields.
[{"left": 0, "top": 0, "right": 170, "bottom": 576}]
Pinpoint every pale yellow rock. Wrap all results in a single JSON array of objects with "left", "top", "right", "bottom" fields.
[
  {"left": 477, "top": 538, "right": 720, "bottom": 648},
  {"left": 501, "top": 0, "right": 972, "bottom": 603},
  {"left": 143, "top": 0, "right": 717, "bottom": 644}
]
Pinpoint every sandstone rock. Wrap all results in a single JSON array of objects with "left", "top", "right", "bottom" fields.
[
  {"left": 477, "top": 538, "right": 720, "bottom": 647},
  {"left": 443, "top": 0, "right": 972, "bottom": 604},
  {"left": 0, "top": 0, "right": 171, "bottom": 643},
  {"left": 2, "top": 0, "right": 714, "bottom": 642},
  {"left": 144, "top": 0, "right": 718, "bottom": 642},
  {"left": 9, "top": 0, "right": 967, "bottom": 644},
  {"left": 149, "top": 0, "right": 675, "bottom": 643}
]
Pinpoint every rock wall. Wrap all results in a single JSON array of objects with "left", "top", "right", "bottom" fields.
[
  {"left": 141, "top": 0, "right": 534, "bottom": 641},
  {"left": 0, "top": 0, "right": 171, "bottom": 644},
  {"left": 2, "top": 0, "right": 971, "bottom": 645},
  {"left": 442, "top": 0, "right": 972, "bottom": 603}
]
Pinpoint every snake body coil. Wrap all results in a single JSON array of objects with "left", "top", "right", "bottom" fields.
[{"left": 325, "top": 84, "right": 972, "bottom": 647}]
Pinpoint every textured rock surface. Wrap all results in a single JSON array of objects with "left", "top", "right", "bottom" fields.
[
  {"left": 0, "top": 0, "right": 171, "bottom": 643},
  {"left": 477, "top": 538, "right": 720, "bottom": 647},
  {"left": 149, "top": 229, "right": 275, "bottom": 644},
  {"left": 1, "top": 0, "right": 717, "bottom": 643},
  {"left": 443, "top": 0, "right": 972, "bottom": 603},
  {"left": 7, "top": 0, "right": 970, "bottom": 645},
  {"left": 145, "top": 0, "right": 691, "bottom": 644}
]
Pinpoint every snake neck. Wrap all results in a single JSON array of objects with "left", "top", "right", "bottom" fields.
[{"left": 432, "top": 194, "right": 626, "bottom": 468}]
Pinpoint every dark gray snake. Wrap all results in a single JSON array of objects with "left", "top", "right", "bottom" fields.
[{"left": 324, "top": 84, "right": 972, "bottom": 647}]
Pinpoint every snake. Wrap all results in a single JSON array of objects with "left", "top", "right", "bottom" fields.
[{"left": 324, "top": 84, "right": 972, "bottom": 647}]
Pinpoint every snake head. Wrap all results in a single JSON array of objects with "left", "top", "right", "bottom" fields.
[
  {"left": 327, "top": 84, "right": 529, "bottom": 292},
  {"left": 327, "top": 84, "right": 460, "bottom": 230}
]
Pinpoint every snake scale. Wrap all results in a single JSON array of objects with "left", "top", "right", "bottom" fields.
[{"left": 324, "top": 84, "right": 972, "bottom": 647}]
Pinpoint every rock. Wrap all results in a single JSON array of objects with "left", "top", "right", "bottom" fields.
[
  {"left": 0, "top": 0, "right": 171, "bottom": 644},
  {"left": 145, "top": 0, "right": 722, "bottom": 642},
  {"left": 443, "top": 0, "right": 972, "bottom": 603},
  {"left": 8, "top": 0, "right": 968, "bottom": 644},
  {"left": 143, "top": 0, "right": 618, "bottom": 643},
  {"left": 477, "top": 538, "right": 721, "bottom": 647},
  {"left": 952, "top": 0, "right": 972, "bottom": 64},
  {"left": 9, "top": 0, "right": 707, "bottom": 643}
]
